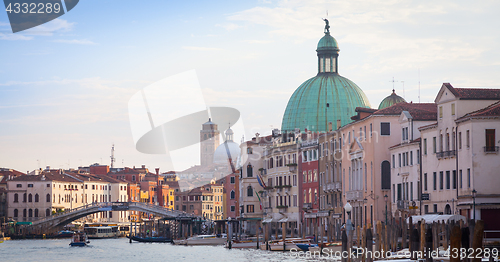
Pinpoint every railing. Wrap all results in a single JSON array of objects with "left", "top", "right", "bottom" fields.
[
  {"left": 302, "top": 203, "right": 312, "bottom": 210},
  {"left": 436, "top": 150, "right": 456, "bottom": 159},
  {"left": 484, "top": 146, "right": 499, "bottom": 153},
  {"left": 346, "top": 190, "right": 363, "bottom": 201}
]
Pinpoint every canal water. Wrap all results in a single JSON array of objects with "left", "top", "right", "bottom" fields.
[{"left": 0, "top": 238, "right": 324, "bottom": 262}]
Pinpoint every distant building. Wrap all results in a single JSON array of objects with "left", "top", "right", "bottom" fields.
[{"left": 200, "top": 118, "right": 220, "bottom": 166}]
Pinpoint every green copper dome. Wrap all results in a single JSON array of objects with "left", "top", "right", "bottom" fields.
[
  {"left": 281, "top": 23, "right": 371, "bottom": 132},
  {"left": 317, "top": 33, "right": 339, "bottom": 51},
  {"left": 378, "top": 89, "right": 406, "bottom": 109}
]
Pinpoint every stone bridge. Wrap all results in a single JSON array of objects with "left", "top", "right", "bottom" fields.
[{"left": 26, "top": 202, "right": 198, "bottom": 234}]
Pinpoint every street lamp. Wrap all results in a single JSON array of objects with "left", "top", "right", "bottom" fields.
[
  {"left": 344, "top": 202, "right": 352, "bottom": 236},
  {"left": 472, "top": 189, "right": 477, "bottom": 220},
  {"left": 384, "top": 194, "right": 388, "bottom": 225}
]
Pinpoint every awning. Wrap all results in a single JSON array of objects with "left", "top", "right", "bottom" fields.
[
  {"left": 262, "top": 218, "right": 273, "bottom": 223},
  {"left": 407, "top": 214, "right": 466, "bottom": 224},
  {"left": 242, "top": 217, "right": 262, "bottom": 221},
  {"left": 278, "top": 217, "right": 289, "bottom": 223}
]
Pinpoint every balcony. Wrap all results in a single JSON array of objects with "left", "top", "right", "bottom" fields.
[
  {"left": 484, "top": 146, "right": 499, "bottom": 154},
  {"left": 397, "top": 200, "right": 409, "bottom": 210},
  {"left": 302, "top": 203, "right": 312, "bottom": 210},
  {"left": 335, "top": 182, "right": 342, "bottom": 191},
  {"left": 346, "top": 190, "right": 363, "bottom": 201},
  {"left": 436, "top": 150, "right": 456, "bottom": 159},
  {"left": 287, "top": 164, "right": 297, "bottom": 172},
  {"left": 277, "top": 205, "right": 288, "bottom": 211}
]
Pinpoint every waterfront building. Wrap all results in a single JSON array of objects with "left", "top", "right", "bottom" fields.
[
  {"left": 318, "top": 130, "right": 343, "bottom": 241},
  {"left": 261, "top": 131, "right": 300, "bottom": 237},
  {"left": 389, "top": 108, "right": 436, "bottom": 219},
  {"left": 299, "top": 134, "right": 320, "bottom": 236},
  {"left": 419, "top": 83, "right": 500, "bottom": 236},
  {"left": 338, "top": 102, "right": 436, "bottom": 228},
  {"left": 238, "top": 134, "right": 272, "bottom": 235},
  {"left": 0, "top": 168, "right": 25, "bottom": 221}
]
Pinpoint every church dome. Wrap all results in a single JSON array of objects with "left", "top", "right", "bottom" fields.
[
  {"left": 281, "top": 22, "right": 370, "bottom": 132},
  {"left": 378, "top": 89, "right": 406, "bottom": 109},
  {"left": 213, "top": 127, "right": 240, "bottom": 164}
]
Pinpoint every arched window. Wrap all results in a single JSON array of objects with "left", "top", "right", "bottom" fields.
[
  {"left": 247, "top": 164, "right": 253, "bottom": 178},
  {"left": 34, "top": 209, "right": 39, "bottom": 217},
  {"left": 23, "top": 193, "right": 27, "bottom": 203},
  {"left": 46, "top": 209, "right": 50, "bottom": 217},
  {"left": 35, "top": 194, "right": 39, "bottom": 203},
  {"left": 444, "top": 204, "right": 451, "bottom": 215},
  {"left": 46, "top": 194, "right": 50, "bottom": 203},
  {"left": 28, "top": 193, "right": 32, "bottom": 202},
  {"left": 28, "top": 209, "right": 33, "bottom": 217},
  {"left": 381, "top": 160, "right": 391, "bottom": 190},
  {"left": 14, "top": 209, "right": 18, "bottom": 217},
  {"left": 14, "top": 193, "right": 18, "bottom": 203},
  {"left": 230, "top": 190, "right": 235, "bottom": 200},
  {"left": 247, "top": 186, "right": 253, "bottom": 197},
  {"left": 23, "top": 209, "right": 27, "bottom": 217}
]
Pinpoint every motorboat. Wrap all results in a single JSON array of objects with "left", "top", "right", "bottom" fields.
[
  {"left": 69, "top": 232, "right": 89, "bottom": 247},
  {"left": 225, "top": 238, "right": 260, "bottom": 249},
  {"left": 128, "top": 234, "right": 172, "bottom": 243},
  {"left": 266, "top": 238, "right": 312, "bottom": 251}
]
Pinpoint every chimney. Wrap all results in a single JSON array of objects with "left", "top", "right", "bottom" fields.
[
  {"left": 142, "top": 165, "right": 146, "bottom": 169},
  {"left": 328, "top": 122, "right": 333, "bottom": 132},
  {"left": 336, "top": 119, "right": 341, "bottom": 130}
]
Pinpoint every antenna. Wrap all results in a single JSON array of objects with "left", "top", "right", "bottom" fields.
[
  {"left": 400, "top": 81, "right": 406, "bottom": 99},
  {"left": 110, "top": 144, "right": 116, "bottom": 168},
  {"left": 389, "top": 77, "right": 397, "bottom": 92}
]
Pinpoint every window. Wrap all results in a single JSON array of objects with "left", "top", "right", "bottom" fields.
[
  {"left": 28, "top": 193, "right": 32, "bottom": 202},
  {"left": 433, "top": 204, "right": 437, "bottom": 213},
  {"left": 16, "top": 184, "right": 22, "bottom": 188},
  {"left": 459, "top": 170, "right": 463, "bottom": 189},
  {"left": 424, "top": 205, "right": 429, "bottom": 214},
  {"left": 424, "top": 139, "right": 427, "bottom": 155},
  {"left": 433, "top": 137, "right": 437, "bottom": 153},
  {"left": 392, "top": 155, "right": 395, "bottom": 168},
  {"left": 293, "top": 195, "right": 297, "bottom": 207},
  {"left": 14, "top": 209, "right": 18, "bottom": 217},
  {"left": 451, "top": 103, "right": 455, "bottom": 116},
  {"left": 381, "top": 122, "right": 390, "bottom": 135},
  {"left": 247, "top": 186, "right": 253, "bottom": 197},
  {"left": 28, "top": 184, "right": 33, "bottom": 188},
  {"left": 410, "top": 151, "right": 413, "bottom": 165},
  {"left": 439, "top": 106, "right": 443, "bottom": 118},
  {"left": 46, "top": 209, "right": 50, "bottom": 217},
  {"left": 247, "top": 165, "right": 253, "bottom": 177},
  {"left": 410, "top": 182, "right": 413, "bottom": 201},
  {"left": 247, "top": 205, "right": 254, "bottom": 213},
  {"left": 230, "top": 206, "right": 235, "bottom": 212},
  {"left": 486, "top": 129, "right": 496, "bottom": 152},
  {"left": 417, "top": 149, "right": 420, "bottom": 164},
  {"left": 424, "top": 173, "right": 428, "bottom": 191},
  {"left": 14, "top": 193, "right": 18, "bottom": 203},
  {"left": 452, "top": 170, "right": 457, "bottom": 189},
  {"left": 230, "top": 190, "right": 235, "bottom": 199},
  {"left": 446, "top": 171, "right": 450, "bottom": 189},
  {"left": 459, "top": 132, "right": 462, "bottom": 149},
  {"left": 466, "top": 130, "right": 470, "bottom": 148},
  {"left": 398, "top": 154, "right": 401, "bottom": 167},
  {"left": 439, "top": 171, "right": 444, "bottom": 190},
  {"left": 467, "top": 168, "right": 471, "bottom": 188},
  {"left": 381, "top": 161, "right": 391, "bottom": 189},
  {"left": 370, "top": 124, "right": 373, "bottom": 137},
  {"left": 433, "top": 172, "right": 437, "bottom": 190},
  {"left": 35, "top": 194, "right": 39, "bottom": 202},
  {"left": 247, "top": 147, "right": 253, "bottom": 154}
]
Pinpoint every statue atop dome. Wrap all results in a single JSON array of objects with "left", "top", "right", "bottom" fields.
[{"left": 323, "top": 18, "right": 330, "bottom": 34}]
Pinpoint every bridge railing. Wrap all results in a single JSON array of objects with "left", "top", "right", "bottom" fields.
[{"left": 31, "top": 202, "right": 101, "bottom": 226}]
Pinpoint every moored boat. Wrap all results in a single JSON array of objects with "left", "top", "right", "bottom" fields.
[
  {"left": 266, "top": 238, "right": 312, "bottom": 251},
  {"left": 184, "top": 235, "right": 226, "bottom": 245},
  {"left": 128, "top": 235, "right": 172, "bottom": 243},
  {"left": 225, "top": 238, "right": 260, "bottom": 249},
  {"left": 69, "top": 232, "right": 89, "bottom": 247}
]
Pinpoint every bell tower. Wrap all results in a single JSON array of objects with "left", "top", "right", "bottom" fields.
[{"left": 200, "top": 118, "right": 220, "bottom": 166}]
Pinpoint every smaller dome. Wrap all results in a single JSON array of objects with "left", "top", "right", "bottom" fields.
[
  {"left": 213, "top": 141, "right": 240, "bottom": 164},
  {"left": 378, "top": 89, "right": 406, "bottom": 109},
  {"left": 317, "top": 33, "right": 339, "bottom": 51}
]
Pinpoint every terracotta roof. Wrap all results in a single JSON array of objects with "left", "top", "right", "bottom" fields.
[
  {"left": 374, "top": 102, "right": 437, "bottom": 120},
  {"left": 10, "top": 173, "right": 81, "bottom": 183},
  {"left": 355, "top": 107, "right": 378, "bottom": 113},
  {"left": 444, "top": 83, "right": 500, "bottom": 100},
  {"left": 111, "top": 167, "right": 144, "bottom": 175},
  {"left": 457, "top": 100, "right": 500, "bottom": 122},
  {"left": 0, "top": 169, "right": 25, "bottom": 183}
]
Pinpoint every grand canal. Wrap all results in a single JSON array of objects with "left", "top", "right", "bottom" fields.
[{"left": 0, "top": 238, "right": 322, "bottom": 262}]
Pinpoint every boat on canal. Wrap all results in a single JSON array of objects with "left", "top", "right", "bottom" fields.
[
  {"left": 128, "top": 234, "right": 172, "bottom": 243},
  {"left": 176, "top": 234, "right": 226, "bottom": 245},
  {"left": 69, "top": 232, "right": 89, "bottom": 247}
]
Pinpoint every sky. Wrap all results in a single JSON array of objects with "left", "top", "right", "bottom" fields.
[{"left": 1, "top": 0, "right": 500, "bottom": 173}]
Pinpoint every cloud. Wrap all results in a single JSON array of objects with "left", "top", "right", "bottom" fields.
[
  {"left": 0, "top": 32, "right": 33, "bottom": 40},
  {"left": 22, "top": 18, "right": 74, "bottom": 36},
  {"left": 52, "top": 39, "right": 97, "bottom": 45},
  {"left": 182, "top": 46, "right": 223, "bottom": 51},
  {"left": 216, "top": 23, "right": 241, "bottom": 31}
]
